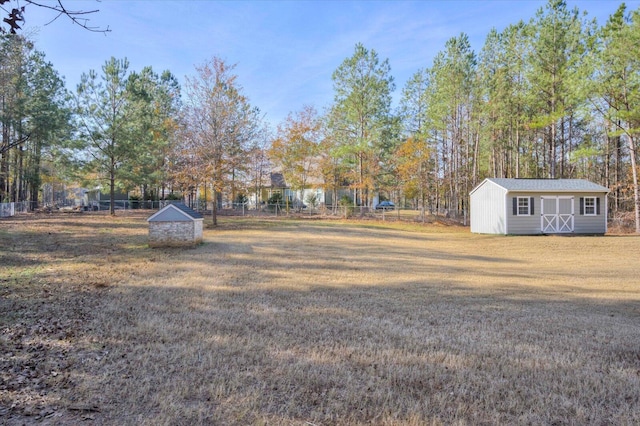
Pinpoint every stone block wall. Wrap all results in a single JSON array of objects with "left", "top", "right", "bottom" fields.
[
  {"left": 193, "top": 220, "right": 203, "bottom": 243},
  {"left": 149, "top": 221, "right": 198, "bottom": 247}
]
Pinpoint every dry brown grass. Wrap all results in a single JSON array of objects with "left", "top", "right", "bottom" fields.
[{"left": 1, "top": 212, "right": 639, "bottom": 425}]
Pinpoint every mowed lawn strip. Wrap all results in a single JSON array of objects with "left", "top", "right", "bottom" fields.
[{"left": 1, "top": 213, "right": 639, "bottom": 425}]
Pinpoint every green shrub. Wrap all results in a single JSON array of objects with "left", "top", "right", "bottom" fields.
[
  {"left": 165, "top": 193, "right": 182, "bottom": 201},
  {"left": 267, "top": 193, "right": 284, "bottom": 211},
  {"left": 339, "top": 195, "right": 354, "bottom": 217},
  {"left": 305, "top": 193, "right": 318, "bottom": 209}
]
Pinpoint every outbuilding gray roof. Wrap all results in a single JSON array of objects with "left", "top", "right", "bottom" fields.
[
  {"left": 173, "top": 203, "right": 203, "bottom": 219},
  {"left": 484, "top": 178, "right": 609, "bottom": 193},
  {"left": 147, "top": 203, "right": 204, "bottom": 222}
]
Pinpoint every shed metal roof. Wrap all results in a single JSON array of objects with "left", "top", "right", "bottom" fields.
[
  {"left": 147, "top": 203, "right": 204, "bottom": 222},
  {"left": 482, "top": 178, "right": 609, "bottom": 193},
  {"left": 172, "top": 203, "right": 204, "bottom": 219}
]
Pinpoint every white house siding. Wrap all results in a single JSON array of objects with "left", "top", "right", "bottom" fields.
[
  {"left": 470, "top": 181, "right": 506, "bottom": 234},
  {"left": 293, "top": 188, "right": 326, "bottom": 206}
]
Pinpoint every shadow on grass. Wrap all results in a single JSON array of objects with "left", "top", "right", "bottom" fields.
[
  {"left": 2, "top": 215, "right": 639, "bottom": 424},
  {"left": 16, "top": 279, "right": 636, "bottom": 424}
]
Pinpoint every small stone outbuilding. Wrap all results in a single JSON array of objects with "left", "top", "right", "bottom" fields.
[{"left": 147, "top": 203, "right": 204, "bottom": 247}]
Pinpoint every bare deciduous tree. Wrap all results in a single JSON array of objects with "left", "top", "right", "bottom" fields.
[
  {"left": 179, "top": 57, "right": 259, "bottom": 225},
  {"left": 1, "top": 0, "right": 109, "bottom": 34}
]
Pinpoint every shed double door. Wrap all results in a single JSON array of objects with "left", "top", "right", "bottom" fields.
[{"left": 541, "top": 196, "right": 574, "bottom": 233}]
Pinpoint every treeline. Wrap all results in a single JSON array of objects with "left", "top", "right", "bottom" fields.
[
  {"left": 0, "top": 37, "right": 181, "bottom": 215},
  {"left": 0, "top": 1, "right": 638, "bottom": 230},
  {"left": 0, "top": 36, "right": 69, "bottom": 208},
  {"left": 273, "top": 1, "right": 640, "bottom": 231}
]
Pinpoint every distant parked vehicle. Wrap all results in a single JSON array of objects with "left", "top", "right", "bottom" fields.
[{"left": 375, "top": 201, "right": 395, "bottom": 210}]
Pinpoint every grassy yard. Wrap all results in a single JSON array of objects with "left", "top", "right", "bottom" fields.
[{"left": 1, "top": 212, "right": 639, "bottom": 425}]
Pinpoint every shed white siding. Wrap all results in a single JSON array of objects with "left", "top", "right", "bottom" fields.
[{"left": 470, "top": 181, "right": 506, "bottom": 234}]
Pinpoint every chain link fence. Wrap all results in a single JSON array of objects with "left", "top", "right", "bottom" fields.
[
  {"left": 209, "top": 203, "right": 467, "bottom": 225},
  {"left": 1, "top": 199, "right": 467, "bottom": 226}
]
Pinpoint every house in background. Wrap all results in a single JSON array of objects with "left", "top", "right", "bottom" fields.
[
  {"left": 85, "top": 188, "right": 129, "bottom": 210},
  {"left": 470, "top": 178, "right": 610, "bottom": 235},
  {"left": 262, "top": 171, "right": 327, "bottom": 208},
  {"left": 262, "top": 172, "right": 288, "bottom": 202}
]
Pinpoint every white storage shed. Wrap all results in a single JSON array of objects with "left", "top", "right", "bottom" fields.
[{"left": 470, "top": 178, "right": 609, "bottom": 235}]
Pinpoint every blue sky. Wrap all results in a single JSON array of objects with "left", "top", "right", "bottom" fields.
[{"left": 22, "top": 0, "right": 640, "bottom": 128}]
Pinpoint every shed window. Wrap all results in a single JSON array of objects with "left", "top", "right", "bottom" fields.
[
  {"left": 517, "top": 197, "right": 531, "bottom": 216},
  {"left": 581, "top": 197, "right": 598, "bottom": 216}
]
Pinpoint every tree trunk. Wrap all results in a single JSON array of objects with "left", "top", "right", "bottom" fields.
[
  {"left": 628, "top": 136, "right": 640, "bottom": 233},
  {"left": 211, "top": 188, "right": 218, "bottom": 226},
  {"left": 29, "top": 144, "right": 41, "bottom": 210},
  {"left": 515, "top": 126, "right": 521, "bottom": 178},
  {"left": 615, "top": 132, "right": 623, "bottom": 213},
  {"left": 358, "top": 152, "right": 364, "bottom": 207},
  {"left": 549, "top": 122, "right": 556, "bottom": 179},
  {"left": 109, "top": 156, "right": 116, "bottom": 215}
]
